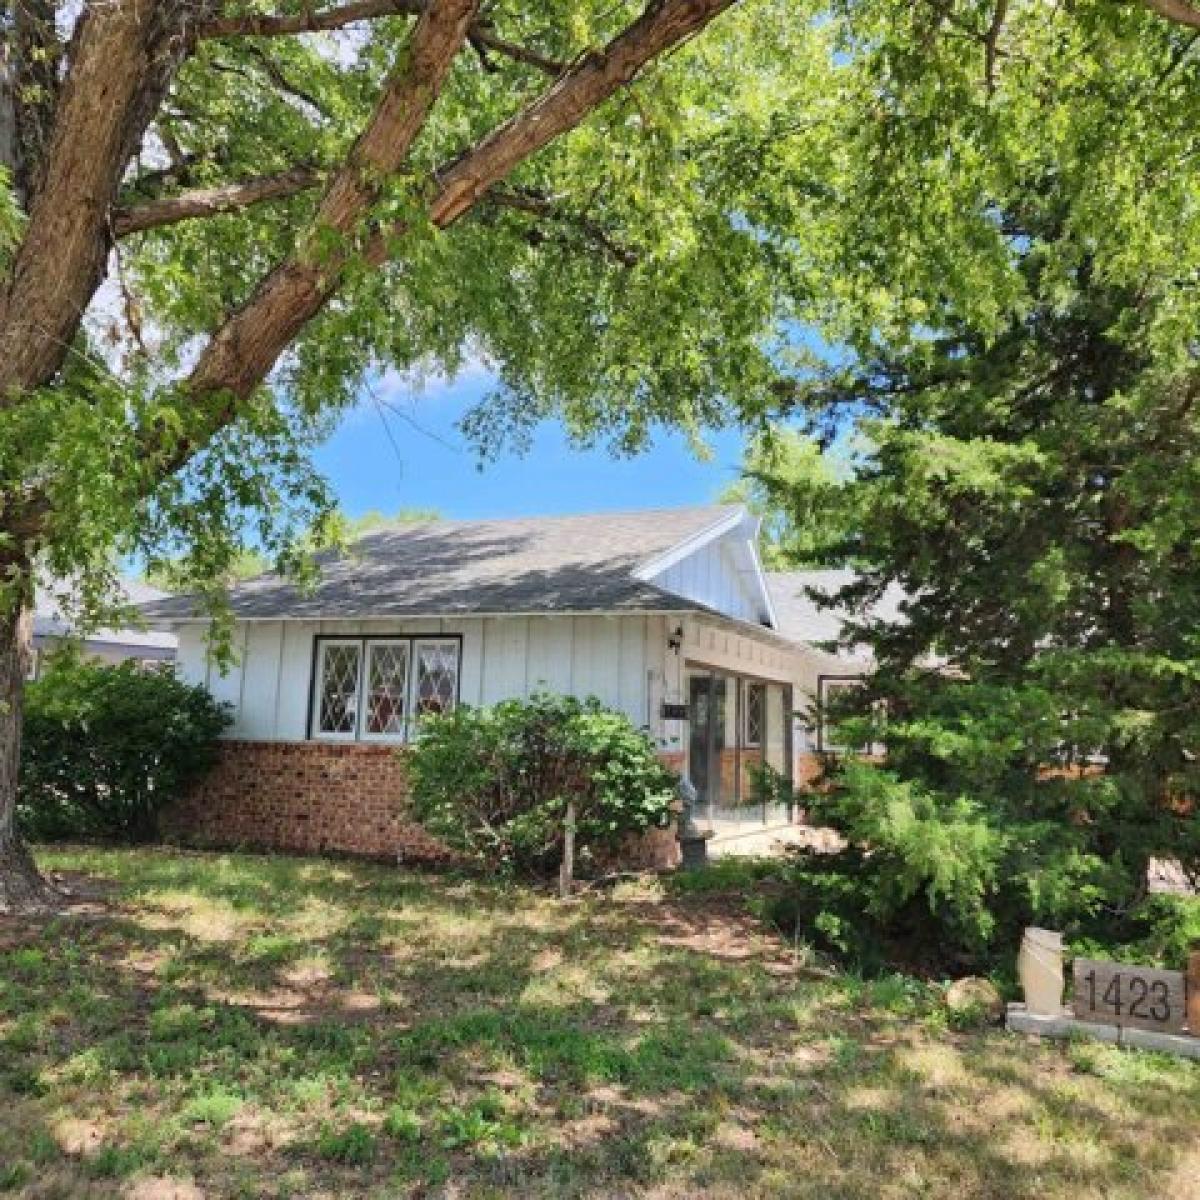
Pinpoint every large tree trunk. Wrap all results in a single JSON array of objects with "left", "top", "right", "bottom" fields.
[{"left": 0, "top": 598, "right": 58, "bottom": 913}]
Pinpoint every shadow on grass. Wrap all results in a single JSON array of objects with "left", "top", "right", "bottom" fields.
[{"left": 1, "top": 845, "right": 1198, "bottom": 1198}]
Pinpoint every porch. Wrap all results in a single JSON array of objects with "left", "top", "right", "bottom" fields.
[
  {"left": 708, "top": 820, "right": 844, "bottom": 858},
  {"left": 683, "top": 661, "right": 796, "bottom": 836}
]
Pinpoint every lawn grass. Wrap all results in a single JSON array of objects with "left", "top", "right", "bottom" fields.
[{"left": 1, "top": 845, "right": 1198, "bottom": 1198}]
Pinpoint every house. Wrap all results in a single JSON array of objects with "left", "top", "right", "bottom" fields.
[
  {"left": 141, "top": 506, "right": 859, "bottom": 862},
  {"left": 31, "top": 577, "right": 177, "bottom": 680}
]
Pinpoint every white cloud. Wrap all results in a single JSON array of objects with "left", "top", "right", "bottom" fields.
[{"left": 374, "top": 353, "right": 495, "bottom": 404}]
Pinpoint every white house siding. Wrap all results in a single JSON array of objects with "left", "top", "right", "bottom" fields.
[
  {"left": 174, "top": 606, "right": 835, "bottom": 787},
  {"left": 765, "top": 681, "right": 788, "bottom": 773},
  {"left": 651, "top": 535, "right": 763, "bottom": 625},
  {"left": 177, "top": 613, "right": 661, "bottom": 742}
]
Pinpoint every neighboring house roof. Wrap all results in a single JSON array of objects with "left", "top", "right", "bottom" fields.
[
  {"left": 767, "top": 568, "right": 907, "bottom": 665},
  {"left": 141, "top": 506, "right": 753, "bottom": 623},
  {"left": 35, "top": 577, "right": 178, "bottom": 653}
]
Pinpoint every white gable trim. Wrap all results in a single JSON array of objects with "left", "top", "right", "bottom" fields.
[
  {"left": 728, "top": 514, "right": 779, "bottom": 630},
  {"left": 634, "top": 507, "right": 778, "bottom": 628},
  {"left": 631, "top": 507, "right": 745, "bottom": 581}
]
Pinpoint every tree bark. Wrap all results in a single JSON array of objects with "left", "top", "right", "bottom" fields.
[
  {"left": 112, "top": 165, "right": 323, "bottom": 238},
  {"left": 0, "top": 0, "right": 204, "bottom": 402},
  {"left": 1142, "top": 0, "right": 1200, "bottom": 30},
  {"left": 0, "top": 596, "right": 58, "bottom": 914}
]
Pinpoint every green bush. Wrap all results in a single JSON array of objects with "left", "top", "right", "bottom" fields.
[
  {"left": 406, "top": 693, "right": 677, "bottom": 877},
  {"left": 19, "top": 650, "right": 230, "bottom": 842},
  {"left": 765, "top": 845, "right": 984, "bottom": 975},
  {"left": 787, "top": 674, "right": 1200, "bottom": 972},
  {"left": 747, "top": 761, "right": 798, "bottom": 816}
]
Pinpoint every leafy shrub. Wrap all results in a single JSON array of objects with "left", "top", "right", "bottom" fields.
[
  {"left": 314, "top": 1121, "right": 376, "bottom": 1165},
  {"left": 765, "top": 848, "right": 897, "bottom": 972},
  {"left": 747, "top": 761, "right": 799, "bottom": 816},
  {"left": 1071, "top": 893, "right": 1200, "bottom": 971},
  {"left": 19, "top": 649, "right": 230, "bottom": 842},
  {"left": 787, "top": 674, "right": 1200, "bottom": 972},
  {"left": 406, "top": 693, "right": 677, "bottom": 877}
]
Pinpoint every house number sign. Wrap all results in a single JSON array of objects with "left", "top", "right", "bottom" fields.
[
  {"left": 660, "top": 701, "right": 690, "bottom": 721},
  {"left": 1072, "top": 958, "right": 1188, "bottom": 1034}
]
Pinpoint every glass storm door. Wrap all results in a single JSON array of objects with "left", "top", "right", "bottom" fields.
[{"left": 688, "top": 673, "right": 726, "bottom": 818}]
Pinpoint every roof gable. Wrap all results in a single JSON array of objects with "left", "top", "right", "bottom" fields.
[{"left": 636, "top": 507, "right": 777, "bottom": 627}]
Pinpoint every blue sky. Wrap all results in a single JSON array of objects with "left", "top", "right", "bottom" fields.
[{"left": 313, "top": 366, "right": 750, "bottom": 520}]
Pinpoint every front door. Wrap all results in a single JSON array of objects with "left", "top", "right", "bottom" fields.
[{"left": 688, "top": 673, "right": 726, "bottom": 818}]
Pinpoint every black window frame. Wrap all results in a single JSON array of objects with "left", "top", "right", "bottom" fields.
[{"left": 306, "top": 632, "right": 463, "bottom": 742}]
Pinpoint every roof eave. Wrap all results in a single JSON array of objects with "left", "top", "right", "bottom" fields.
[{"left": 147, "top": 604, "right": 714, "bottom": 626}]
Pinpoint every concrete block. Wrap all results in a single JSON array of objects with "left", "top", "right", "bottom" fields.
[
  {"left": 1005, "top": 1004, "right": 1119, "bottom": 1042},
  {"left": 1006, "top": 1003, "right": 1200, "bottom": 1058},
  {"left": 1120, "top": 1026, "right": 1200, "bottom": 1059}
]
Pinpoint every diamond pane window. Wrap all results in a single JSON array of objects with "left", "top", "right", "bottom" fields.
[
  {"left": 744, "top": 682, "right": 765, "bottom": 748},
  {"left": 413, "top": 640, "right": 459, "bottom": 720},
  {"left": 317, "top": 642, "right": 362, "bottom": 736},
  {"left": 364, "top": 641, "right": 409, "bottom": 737},
  {"left": 311, "top": 636, "right": 460, "bottom": 742}
]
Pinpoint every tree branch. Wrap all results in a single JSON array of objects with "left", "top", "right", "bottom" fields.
[
  {"left": 0, "top": 0, "right": 208, "bottom": 404},
  {"left": 179, "top": 0, "right": 479, "bottom": 412},
  {"left": 146, "top": 0, "right": 737, "bottom": 482},
  {"left": 470, "top": 25, "right": 569, "bottom": 76},
  {"left": 489, "top": 186, "right": 638, "bottom": 266},
  {"left": 243, "top": 43, "right": 332, "bottom": 116},
  {"left": 1142, "top": 0, "right": 1200, "bottom": 30},
  {"left": 201, "top": 0, "right": 420, "bottom": 37},
  {"left": 200, "top": 1, "right": 568, "bottom": 75},
  {"left": 983, "top": 0, "right": 1008, "bottom": 93},
  {"left": 424, "top": 0, "right": 735, "bottom": 232},
  {"left": 113, "top": 165, "right": 322, "bottom": 237},
  {"left": 114, "top": 168, "right": 641, "bottom": 266}
]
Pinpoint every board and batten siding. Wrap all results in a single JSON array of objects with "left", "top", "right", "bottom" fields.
[
  {"left": 175, "top": 614, "right": 669, "bottom": 743},
  {"left": 651, "top": 535, "right": 763, "bottom": 625}
]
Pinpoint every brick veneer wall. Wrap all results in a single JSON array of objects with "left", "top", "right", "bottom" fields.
[
  {"left": 795, "top": 752, "right": 825, "bottom": 788},
  {"left": 164, "top": 740, "right": 450, "bottom": 863},
  {"left": 166, "top": 739, "right": 683, "bottom": 869}
]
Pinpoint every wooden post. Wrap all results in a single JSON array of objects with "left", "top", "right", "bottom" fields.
[
  {"left": 559, "top": 798, "right": 576, "bottom": 899},
  {"left": 1187, "top": 947, "right": 1200, "bottom": 1035}
]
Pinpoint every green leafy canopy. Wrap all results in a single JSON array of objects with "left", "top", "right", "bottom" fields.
[
  {"left": 1, "top": 0, "right": 830, "bottom": 634},
  {"left": 762, "top": 0, "right": 1200, "bottom": 964}
]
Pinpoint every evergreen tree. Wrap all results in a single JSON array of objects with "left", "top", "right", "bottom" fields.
[
  {"left": 794, "top": 218, "right": 1200, "bottom": 961},
  {"left": 724, "top": 0, "right": 1200, "bottom": 966}
]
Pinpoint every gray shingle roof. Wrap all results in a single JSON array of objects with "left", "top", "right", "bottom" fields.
[
  {"left": 35, "top": 577, "right": 178, "bottom": 651},
  {"left": 766, "top": 568, "right": 906, "bottom": 659},
  {"left": 142, "top": 506, "right": 742, "bottom": 622}
]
